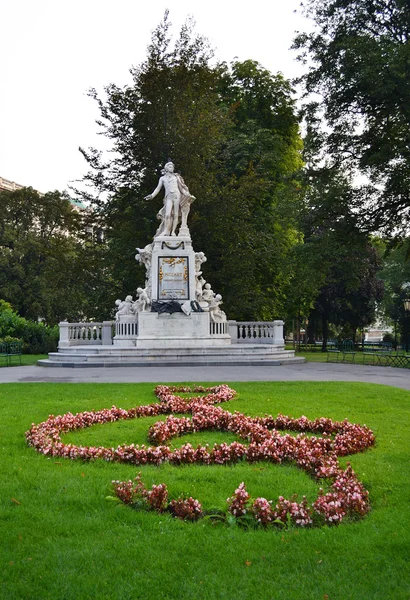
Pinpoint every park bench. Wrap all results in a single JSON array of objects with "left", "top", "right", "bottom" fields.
[
  {"left": 0, "top": 341, "right": 22, "bottom": 366},
  {"left": 327, "top": 340, "right": 356, "bottom": 363},
  {"left": 327, "top": 340, "right": 355, "bottom": 362},
  {"left": 362, "top": 342, "right": 392, "bottom": 365},
  {"left": 374, "top": 342, "right": 393, "bottom": 365},
  {"left": 326, "top": 344, "right": 340, "bottom": 362},
  {"left": 341, "top": 340, "right": 356, "bottom": 363}
]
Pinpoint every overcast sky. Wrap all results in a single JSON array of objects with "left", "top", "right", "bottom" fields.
[{"left": 1, "top": 0, "right": 311, "bottom": 194}]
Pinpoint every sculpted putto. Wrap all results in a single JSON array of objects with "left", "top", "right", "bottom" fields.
[
  {"left": 145, "top": 162, "right": 195, "bottom": 237},
  {"left": 208, "top": 294, "right": 227, "bottom": 323},
  {"left": 135, "top": 287, "right": 150, "bottom": 312},
  {"left": 114, "top": 295, "right": 135, "bottom": 320},
  {"left": 201, "top": 283, "right": 215, "bottom": 303}
]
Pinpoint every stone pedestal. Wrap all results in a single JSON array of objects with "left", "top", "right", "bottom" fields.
[
  {"left": 151, "top": 234, "right": 195, "bottom": 301},
  {"left": 58, "top": 321, "right": 70, "bottom": 348},
  {"left": 113, "top": 232, "right": 231, "bottom": 348},
  {"left": 136, "top": 311, "right": 230, "bottom": 349}
]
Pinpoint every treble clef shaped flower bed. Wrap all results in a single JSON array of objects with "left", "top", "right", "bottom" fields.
[{"left": 25, "top": 385, "right": 375, "bottom": 528}]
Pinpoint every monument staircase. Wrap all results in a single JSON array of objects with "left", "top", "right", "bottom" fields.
[{"left": 39, "top": 320, "right": 304, "bottom": 367}]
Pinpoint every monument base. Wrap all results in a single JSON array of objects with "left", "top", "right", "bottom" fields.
[
  {"left": 113, "top": 311, "right": 231, "bottom": 349},
  {"left": 40, "top": 344, "right": 304, "bottom": 367},
  {"left": 136, "top": 311, "right": 230, "bottom": 348}
]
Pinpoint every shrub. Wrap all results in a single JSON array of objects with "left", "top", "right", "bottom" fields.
[
  {"left": 0, "top": 301, "right": 58, "bottom": 353},
  {"left": 18, "top": 321, "right": 59, "bottom": 354},
  {"left": 382, "top": 332, "right": 395, "bottom": 344},
  {"left": 0, "top": 336, "right": 22, "bottom": 344}
]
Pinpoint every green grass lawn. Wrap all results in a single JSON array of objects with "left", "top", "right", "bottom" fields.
[
  {"left": 1, "top": 382, "right": 409, "bottom": 600},
  {"left": 295, "top": 349, "right": 329, "bottom": 362}
]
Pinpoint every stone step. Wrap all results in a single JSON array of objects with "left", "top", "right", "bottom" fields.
[
  {"left": 52, "top": 344, "right": 289, "bottom": 356},
  {"left": 45, "top": 349, "right": 295, "bottom": 362},
  {"left": 38, "top": 356, "right": 305, "bottom": 368},
  {"left": 40, "top": 343, "right": 304, "bottom": 368}
]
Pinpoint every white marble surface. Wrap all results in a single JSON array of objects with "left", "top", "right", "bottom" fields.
[
  {"left": 136, "top": 311, "right": 231, "bottom": 348},
  {"left": 144, "top": 162, "right": 195, "bottom": 237}
]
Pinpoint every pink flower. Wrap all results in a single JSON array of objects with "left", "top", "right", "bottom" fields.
[{"left": 227, "top": 482, "right": 250, "bottom": 517}]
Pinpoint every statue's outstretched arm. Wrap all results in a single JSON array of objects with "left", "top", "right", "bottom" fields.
[{"left": 145, "top": 177, "right": 163, "bottom": 200}]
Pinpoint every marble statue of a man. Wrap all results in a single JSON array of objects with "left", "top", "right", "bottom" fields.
[{"left": 145, "top": 162, "right": 195, "bottom": 237}]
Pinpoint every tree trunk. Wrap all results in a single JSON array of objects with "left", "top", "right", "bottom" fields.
[
  {"left": 322, "top": 317, "right": 329, "bottom": 352},
  {"left": 307, "top": 322, "right": 316, "bottom": 345}
]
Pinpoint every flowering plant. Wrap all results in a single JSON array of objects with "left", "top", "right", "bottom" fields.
[
  {"left": 169, "top": 496, "right": 203, "bottom": 521},
  {"left": 27, "top": 385, "right": 375, "bottom": 528},
  {"left": 227, "top": 482, "right": 250, "bottom": 517}
]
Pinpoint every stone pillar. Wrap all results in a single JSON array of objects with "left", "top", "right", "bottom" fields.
[
  {"left": 273, "top": 320, "right": 285, "bottom": 346},
  {"left": 102, "top": 321, "right": 114, "bottom": 346},
  {"left": 228, "top": 320, "right": 238, "bottom": 343},
  {"left": 58, "top": 321, "right": 70, "bottom": 348}
]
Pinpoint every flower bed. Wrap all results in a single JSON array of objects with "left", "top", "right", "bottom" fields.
[{"left": 26, "top": 385, "right": 375, "bottom": 528}]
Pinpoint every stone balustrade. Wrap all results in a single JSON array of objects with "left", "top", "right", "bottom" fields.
[
  {"left": 115, "top": 320, "right": 138, "bottom": 338},
  {"left": 59, "top": 319, "right": 284, "bottom": 347},
  {"left": 209, "top": 321, "right": 229, "bottom": 336},
  {"left": 228, "top": 320, "right": 285, "bottom": 345},
  {"left": 113, "top": 316, "right": 138, "bottom": 347},
  {"left": 58, "top": 321, "right": 114, "bottom": 348}
]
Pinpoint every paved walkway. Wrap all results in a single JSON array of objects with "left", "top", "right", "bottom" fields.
[{"left": 0, "top": 362, "right": 409, "bottom": 390}]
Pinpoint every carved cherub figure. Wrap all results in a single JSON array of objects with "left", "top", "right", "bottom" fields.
[
  {"left": 115, "top": 295, "right": 135, "bottom": 320},
  {"left": 194, "top": 251, "right": 207, "bottom": 275},
  {"left": 195, "top": 276, "right": 206, "bottom": 302},
  {"left": 202, "top": 283, "right": 215, "bottom": 303},
  {"left": 135, "top": 287, "right": 151, "bottom": 312},
  {"left": 208, "top": 293, "right": 227, "bottom": 323}
]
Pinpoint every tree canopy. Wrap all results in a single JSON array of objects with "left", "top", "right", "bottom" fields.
[
  {"left": 0, "top": 187, "right": 105, "bottom": 324},
  {"left": 293, "top": 0, "right": 410, "bottom": 235},
  {"left": 284, "top": 166, "right": 384, "bottom": 346},
  {"left": 378, "top": 239, "right": 410, "bottom": 343},
  {"left": 2, "top": 11, "right": 393, "bottom": 338},
  {"left": 79, "top": 13, "right": 304, "bottom": 320}
]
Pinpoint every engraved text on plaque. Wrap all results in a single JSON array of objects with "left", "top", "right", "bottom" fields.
[{"left": 158, "top": 256, "right": 189, "bottom": 299}]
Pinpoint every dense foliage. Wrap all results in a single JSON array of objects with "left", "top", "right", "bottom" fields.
[
  {"left": 0, "top": 300, "right": 58, "bottom": 353},
  {"left": 292, "top": 168, "right": 384, "bottom": 345},
  {"left": 293, "top": 0, "right": 410, "bottom": 235},
  {"left": 0, "top": 187, "right": 108, "bottom": 324},
  {"left": 79, "top": 13, "right": 304, "bottom": 320},
  {"left": 378, "top": 239, "right": 410, "bottom": 345},
  {"left": 4, "top": 10, "right": 403, "bottom": 335}
]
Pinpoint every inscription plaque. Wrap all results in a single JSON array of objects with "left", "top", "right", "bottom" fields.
[{"left": 158, "top": 256, "right": 189, "bottom": 299}]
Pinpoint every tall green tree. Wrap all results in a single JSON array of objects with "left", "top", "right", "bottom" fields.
[
  {"left": 0, "top": 187, "right": 104, "bottom": 324},
  {"left": 80, "top": 12, "right": 226, "bottom": 201},
  {"left": 293, "top": 0, "right": 410, "bottom": 235},
  {"left": 378, "top": 239, "right": 410, "bottom": 346},
  {"left": 78, "top": 13, "right": 228, "bottom": 308},
  {"left": 295, "top": 168, "right": 384, "bottom": 347},
  {"left": 309, "top": 240, "right": 384, "bottom": 347},
  {"left": 79, "top": 15, "right": 304, "bottom": 320}
]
